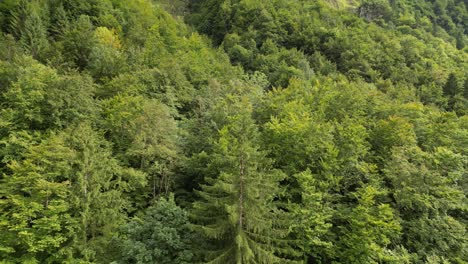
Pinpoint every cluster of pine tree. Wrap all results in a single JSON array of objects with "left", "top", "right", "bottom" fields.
[{"left": 0, "top": 0, "right": 466, "bottom": 263}]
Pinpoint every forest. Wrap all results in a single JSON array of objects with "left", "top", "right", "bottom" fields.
[{"left": 0, "top": 0, "right": 466, "bottom": 263}]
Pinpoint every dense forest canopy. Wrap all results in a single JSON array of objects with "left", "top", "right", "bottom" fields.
[{"left": 0, "top": 0, "right": 466, "bottom": 263}]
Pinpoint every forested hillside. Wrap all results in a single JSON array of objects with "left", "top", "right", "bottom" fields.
[{"left": 0, "top": 0, "right": 466, "bottom": 263}]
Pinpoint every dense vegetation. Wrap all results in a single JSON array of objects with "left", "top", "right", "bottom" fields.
[{"left": 0, "top": 0, "right": 466, "bottom": 263}]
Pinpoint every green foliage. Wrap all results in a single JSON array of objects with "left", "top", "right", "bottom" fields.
[
  {"left": 384, "top": 146, "right": 467, "bottom": 262},
  {"left": 443, "top": 72, "right": 460, "bottom": 110},
  {"left": 0, "top": 134, "right": 75, "bottom": 262},
  {"left": 191, "top": 93, "right": 301, "bottom": 263},
  {"left": 87, "top": 27, "right": 126, "bottom": 82},
  {"left": 292, "top": 169, "right": 333, "bottom": 260},
  {"left": 0, "top": 124, "right": 145, "bottom": 262},
  {"left": 0, "top": 0, "right": 466, "bottom": 262},
  {"left": 64, "top": 123, "right": 135, "bottom": 261},
  {"left": 335, "top": 186, "right": 403, "bottom": 263},
  {"left": 389, "top": 0, "right": 468, "bottom": 49},
  {"left": 14, "top": 1, "right": 49, "bottom": 60},
  {"left": 111, "top": 195, "right": 194, "bottom": 264},
  {"left": 464, "top": 78, "right": 468, "bottom": 99},
  {"left": 190, "top": 0, "right": 467, "bottom": 89},
  {"left": 358, "top": 0, "right": 393, "bottom": 22},
  {"left": 101, "top": 95, "right": 178, "bottom": 207},
  {"left": 61, "top": 15, "right": 96, "bottom": 69},
  {"left": 0, "top": 56, "right": 96, "bottom": 131}
]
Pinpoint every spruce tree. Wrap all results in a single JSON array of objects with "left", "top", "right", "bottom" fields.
[
  {"left": 20, "top": 6, "right": 48, "bottom": 60},
  {"left": 443, "top": 73, "right": 459, "bottom": 110},
  {"left": 191, "top": 95, "right": 301, "bottom": 264},
  {"left": 65, "top": 123, "right": 138, "bottom": 262},
  {"left": 463, "top": 78, "right": 468, "bottom": 100},
  {"left": 9, "top": 0, "right": 49, "bottom": 60}
]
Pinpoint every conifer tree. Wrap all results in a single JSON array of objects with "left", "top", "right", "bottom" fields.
[
  {"left": 191, "top": 95, "right": 302, "bottom": 264},
  {"left": 443, "top": 73, "right": 459, "bottom": 110},
  {"left": 65, "top": 123, "right": 142, "bottom": 262},
  {"left": 9, "top": 0, "right": 49, "bottom": 60},
  {"left": 19, "top": 5, "right": 48, "bottom": 60},
  {"left": 463, "top": 78, "right": 468, "bottom": 100}
]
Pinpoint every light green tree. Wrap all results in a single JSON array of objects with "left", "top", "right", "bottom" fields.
[
  {"left": 0, "top": 134, "right": 75, "bottom": 263},
  {"left": 336, "top": 186, "right": 405, "bottom": 263}
]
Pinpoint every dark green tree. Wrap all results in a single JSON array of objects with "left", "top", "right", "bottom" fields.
[
  {"left": 111, "top": 195, "right": 194, "bottom": 264},
  {"left": 191, "top": 95, "right": 301, "bottom": 263},
  {"left": 463, "top": 78, "right": 468, "bottom": 100},
  {"left": 10, "top": 1, "right": 50, "bottom": 60},
  {"left": 61, "top": 15, "right": 96, "bottom": 69},
  {"left": 443, "top": 73, "right": 459, "bottom": 110},
  {"left": 443, "top": 73, "right": 459, "bottom": 98}
]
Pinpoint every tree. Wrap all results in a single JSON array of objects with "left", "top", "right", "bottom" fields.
[
  {"left": 370, "top": 116, "right": 417, "bottom": 166},
  {"left": 18, "top": 4, "right": 49, "bottom": 60},
  {"left": 463, "top": 78, "right": 468, "bottom": 100},
  {"left": 61, "top": 15, "right": 96, "bottom": 69},
  {"left": 111, "top": 195, "right": 194, "bottom": 264},
  {"left": 0, "top": 134, "right": 76, "bottom": 263},
  {"left": 0, "top": 124, "right": 145, "bottom": 262},
  {"left": 335, "top": 186, "right": 405, "bottom": 263},
  {"left": 101, "top": 95, "right": 178, "bottom": 208},
  {"left": 7, "top": 0, "right": 50, "bottom": 60},
  {"left": 87, "top": 27, "right": 126, "bottom": 81},
  {"left": 291, "top": 169, "right": 333, "bottom": 262},
  {"left": 384, "top": 146, "right": 467, "bottom": 262},
  {"left": 65, "top": 123, "right": 145, "bottom": 262},
  {"left": 0, "top": 56, "right": 96, "bottom": 131},
  {"left": 191, "top": 95, "right": 301, "bottom": 263},
  {"left": 358, "top": 0, "right": 393, "bottom": 22},
  {"left": 443, "top": 74, "right": 459, "bottom": 96}
]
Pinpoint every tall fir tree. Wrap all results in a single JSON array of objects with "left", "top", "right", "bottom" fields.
[
  {"left": 65, "top": 123, "right": 144, "bottom": 262},
  {"left": 9, "top": 0, "right": 49, "bottom": 60},
  {"left": 19, "top": 5, "right": 48, "bottom": 60},
  {"left": 463, "top": 78, "right": 468, "bottom": 100},
  {"left": 443, "top": 73, "right": 459, "bottom": 110},
  {"left": 191, "top": 95, "right": 302, "bottom": 264}
]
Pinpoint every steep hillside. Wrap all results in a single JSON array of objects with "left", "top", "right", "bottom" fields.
[{"left": 0, "top": 0, "right": 466, "bottom": 263}]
